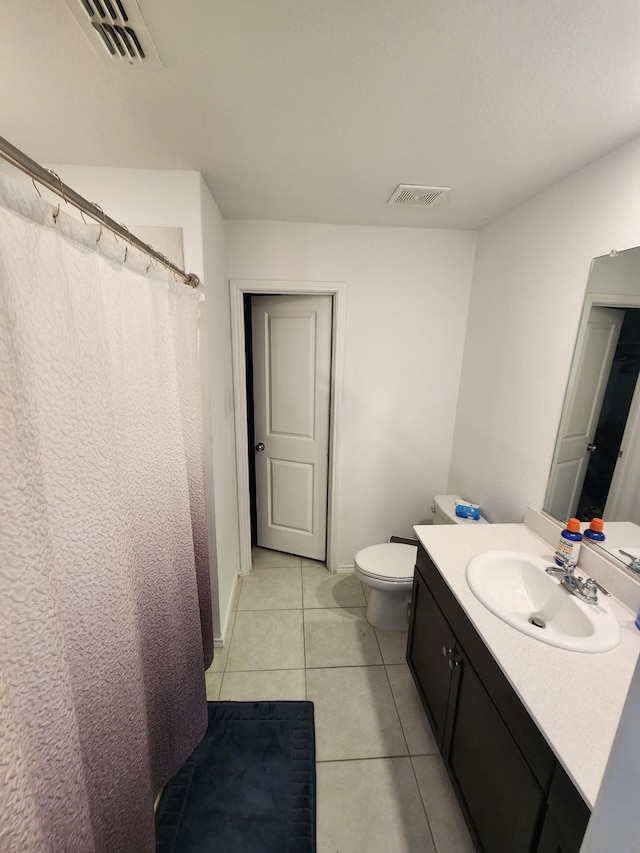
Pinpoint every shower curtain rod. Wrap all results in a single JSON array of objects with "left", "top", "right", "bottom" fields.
[{"left": 0, "top": 135, "right": 200, "bottom": 288}]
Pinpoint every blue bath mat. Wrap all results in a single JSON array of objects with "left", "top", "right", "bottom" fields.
[{"left": 155, "top": 701, "right": 315, "bottom": 853}]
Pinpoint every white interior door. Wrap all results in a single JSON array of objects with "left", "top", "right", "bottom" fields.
[
  {"left": 546, "top": 306, "right": 623, "bottom": 520},
  {"left": 252, "top": 294, "right": 332, "bottom": 560}
]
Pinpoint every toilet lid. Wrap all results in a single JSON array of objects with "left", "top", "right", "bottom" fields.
[{"left": 355, "top": 543, "right": 417, "bottom": 581}]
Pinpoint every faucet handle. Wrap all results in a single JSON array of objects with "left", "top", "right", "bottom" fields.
[
  {"left": 554, "top": 552, "right": 577, "bottom": 572},
  {"left": 585, "top": 577, "right": 610, "bottom": 598},
  {"left": 581, "top": 579, "right": 600, "bottom": 605}
]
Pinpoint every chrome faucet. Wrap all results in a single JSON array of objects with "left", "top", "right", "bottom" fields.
[
  {"left": 545, "top": 554, "right": 611, "bottom": 605},
  {"left": 619, "top": 549, "right": 640, "bottom": 575}
]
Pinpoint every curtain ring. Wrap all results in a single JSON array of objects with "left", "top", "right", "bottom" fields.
[
  {"left": 92, "top": 204, "right": 106, "bottom": 245},
  {"left": 45, "top": 170, "right": 68, "bottom": 205},
  {"left": 31, "top": 178, "right": 42, "bottom": 199},
  {"left": 52, "top": 203, "right": 60, "bottom": 223},
  {"left": 124, "top": 246, "right": 128, "bottom": 263},
  {"left": 92, "top": 203, "right": 106, "bottom": 225},
  {"left": 146, "top": 245, "right": 156, "bottom": 274}
]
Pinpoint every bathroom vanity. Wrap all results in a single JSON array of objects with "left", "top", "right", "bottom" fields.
[{"left": 407, "top": 522, "right": 640, "bottom": 853}]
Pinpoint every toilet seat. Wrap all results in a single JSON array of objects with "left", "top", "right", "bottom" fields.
[{"left": 354, "top": 543, "right": 417, "bottom": 583}]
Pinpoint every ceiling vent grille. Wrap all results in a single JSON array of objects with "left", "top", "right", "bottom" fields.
[
  {"left": 387, "top": 184, "right": 452, "bottom": 208},
  {"left": 65, "top": 0, "right": 161, "bottom": 66}
]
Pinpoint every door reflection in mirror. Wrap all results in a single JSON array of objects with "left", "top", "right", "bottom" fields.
[
  {"left": 544, "top": 244, "right": 640, "bottom": 526},
  {"left": 578, "top": 309, "right": 640, "bottom": 520}
]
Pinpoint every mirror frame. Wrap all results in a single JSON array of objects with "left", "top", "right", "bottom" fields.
[{"left": 543, "top": 245, "right": 640, "bottom": 570}]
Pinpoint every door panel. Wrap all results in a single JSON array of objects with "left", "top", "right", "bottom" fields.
[
  {"left": 546, "top": 307, "right": 623, "bottom": 520},
  {"left": 252, "top": 294, "right": 332, "bottom": 559},
  {"left": 269, "top": 459, "right": 314, "bottom": 532},
  {"left": 268, "top": 314, "right": 316, "bottom": 437}
]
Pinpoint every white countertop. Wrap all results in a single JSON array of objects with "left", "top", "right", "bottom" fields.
[{"left": 413, "top": 522, "right": 640, "bottom": 808}]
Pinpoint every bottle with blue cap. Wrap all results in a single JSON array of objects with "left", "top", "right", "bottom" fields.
[
  {"left": 584, "top": 518, "right": 605, "bottom": 542},
  {"left": 555, "top": 517, "right": 582, "bottom": 566}
]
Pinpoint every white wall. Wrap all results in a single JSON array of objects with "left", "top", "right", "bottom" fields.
[
  {"left": 198, "top": 177, "right": 239, "bottom": 640},
  {"left": 449, "top": 136, "right": 640, "bottom": 522},
  {"left": 226, "top": 220, "right": 477, "bottom": 567}
]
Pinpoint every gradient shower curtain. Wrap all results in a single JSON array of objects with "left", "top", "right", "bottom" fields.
[{"left": 0, "top": 174, "right": 213, "bottom": 851}]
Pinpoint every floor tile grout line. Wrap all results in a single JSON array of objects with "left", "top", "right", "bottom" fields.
[
  {"left": 222, "top": 666, "right": 308, "bottom": 674},
  {"left": 237, "top": 607, "right": 305, "bottom": 612},
  {"left": 215, "top": 572, "right": 241, "bottom": 697},
  {"left": 409, "top": 755, "right": 441, "bottom": 853},
  {"left": 382, "top": 658, "right": 412, "bottom": 759},
  {"left": 222, "top": 662, "right": 388, "bottom": 674},
  {"left": 316, "top": 754, "right": 427, "bottom": 765}
]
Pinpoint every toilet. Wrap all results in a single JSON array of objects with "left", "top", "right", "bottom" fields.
[{"left": 354, "top": 494, "right": 488, "bottom": 630}]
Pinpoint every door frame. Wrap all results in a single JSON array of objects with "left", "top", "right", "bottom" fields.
[{"left": 230, "top": 279, "right": 346, "bottom": 574}]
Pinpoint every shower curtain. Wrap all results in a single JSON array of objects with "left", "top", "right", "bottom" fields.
[{"left": 0, "top": 174, "right": 213, "bottom": 851}]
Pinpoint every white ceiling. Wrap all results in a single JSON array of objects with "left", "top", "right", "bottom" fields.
[{"left": 2, "top": 1, "right": 640, "bottom": 229}]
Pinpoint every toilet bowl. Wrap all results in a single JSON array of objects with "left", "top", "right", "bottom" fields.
[
  {"left": 354, "top": 543, "right": 417, "bottom": 631},
  {"left": 355, "top": 495, "right": 488, "bottom": 630}
]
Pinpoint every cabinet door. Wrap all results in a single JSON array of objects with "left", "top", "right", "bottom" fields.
[
  {"left": 447, "top": 657, "right": 545, "bottom": 852},
  {"left": 407, "top": 571, "right": 456, "bottom": 748},
  {"left": 535, "top": 764, "right": 590, "bottom": 853},
  {"left": 536, "top": 812, "right": 576, "bottom": 853}
]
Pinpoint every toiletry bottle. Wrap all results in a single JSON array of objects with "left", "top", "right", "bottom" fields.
[
  {"left": 584, "top": 518, "right": 606, "bottom": 543},
  {"left": 555, "top": 517, "right": 582, "bottom": 566}
]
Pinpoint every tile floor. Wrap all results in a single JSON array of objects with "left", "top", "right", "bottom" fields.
[{"left": 205, "top": 547, "right": 475, "bottom": 853}]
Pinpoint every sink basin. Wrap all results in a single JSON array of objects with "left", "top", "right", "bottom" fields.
[{"left": 466, "top": 551, "right": 621, "bottom": 653}]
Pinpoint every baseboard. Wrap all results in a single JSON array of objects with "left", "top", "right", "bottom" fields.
[{"left": 215, "top": 570, "right": 241, "bottom": 648}]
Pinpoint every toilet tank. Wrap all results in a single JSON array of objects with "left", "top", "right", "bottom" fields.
[{"left": 432, "top": 494, "right": 489, "bottom": 525}]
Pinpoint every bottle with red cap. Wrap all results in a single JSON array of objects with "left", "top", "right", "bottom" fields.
[
  {"left": 584, "top": 518, "right": 606, "bottom": 543},
  {"left": 555, "top": 517, "right": 583, "bottom": 566}
]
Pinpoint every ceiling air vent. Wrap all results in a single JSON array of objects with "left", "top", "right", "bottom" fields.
[
  {"left": 387, "top": 184, "right": 452, "bottom": 208},
  {"left": 65, "top": 0, "right": 161, "bottom": 66}
]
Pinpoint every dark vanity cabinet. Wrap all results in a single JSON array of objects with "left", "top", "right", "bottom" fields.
[
  {"left": 407, "top": 543, "right": 591, "bottom": 853},
  {"left": 535, "top": 765, "right": 593, "bottom": 853}
]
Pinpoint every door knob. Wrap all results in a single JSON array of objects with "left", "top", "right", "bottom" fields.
[
  {"left": 255, "top": 442, "right": 265, "bottom": 452},
  {"left": 586, "top": 443, "right": 597, "bottom": 452}
]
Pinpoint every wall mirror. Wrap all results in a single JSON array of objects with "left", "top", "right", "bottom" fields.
[{"left": 543, "top": 245, "right": 640, "bottom": 566}]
